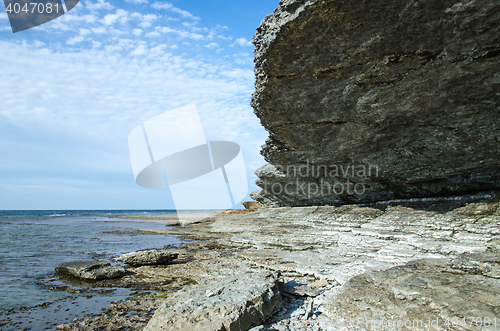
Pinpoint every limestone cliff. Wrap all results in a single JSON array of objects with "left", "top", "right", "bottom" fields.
[{"left": 250, "top": 0, "right": 500, "bottom": 207}]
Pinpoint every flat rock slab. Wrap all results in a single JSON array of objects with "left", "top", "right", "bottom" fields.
[
  {"left": 116, "top": 249, "right": 178, "bottom": 267},
  {"left": 144, "top": 271, "right": 283, "bottom": 331},
  {"left": 328, "top": 254, "right": 500, "bottom": 330},
  {"left": 55, "top": 261, "right": 126, "bottom": 280},
  {"left": 284, "top": 280, "right": 323, "bottom": 297}
]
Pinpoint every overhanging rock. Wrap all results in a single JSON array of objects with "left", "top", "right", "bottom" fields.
[{"left": 250, "top": 0, "right": 500, "bottom": 207}]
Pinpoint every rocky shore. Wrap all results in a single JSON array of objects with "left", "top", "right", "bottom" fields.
[
  {"left": 45, "top": 0, "right": 500, "bottom": 329},
  {"left": 52, "top": 194, "right": 500, "bottom": 330}
]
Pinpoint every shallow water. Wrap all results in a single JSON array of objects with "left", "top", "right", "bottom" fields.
[{"left": 0, "top": 209, "right": 207, "bottom": 326}]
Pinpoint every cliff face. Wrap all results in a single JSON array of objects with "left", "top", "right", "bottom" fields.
[{"left": 250, "top": 0, "right": 500, "bottom": 207}]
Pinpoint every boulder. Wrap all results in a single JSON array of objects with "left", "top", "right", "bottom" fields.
[
  {"left": 55, "top": 261, "right": 126, "bottom": 280},
  {"left": 250, "top": 0, "right": 500, "bottom": 207},
  {"left": 116, "top": 249, "right": 178, "bottom": 267},
  {"left": 144, "top": 271, "right": 283, "bottom": 331},
  {"left": 242, "top": 201, "right": 262, "bottom": 210}
]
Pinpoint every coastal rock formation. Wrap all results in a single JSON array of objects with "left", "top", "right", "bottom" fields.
[
  {"left": 55, "top": 261, "right": 126, "bottom": 280},
  {"left": 250, "top": 0, "right": 500, "bottom": 207},
  {"left": 328, "top": 254, "right": 500, "bottom": 330},
  {"left": 116, "top": 249, "right": 178, "bottom": 267},
  {"left": 139, "top": 197, "right": 500, "bottom": 330},
  {"left": 144, "top": 271, "right": 283, "bottom": 331},
  {"left": 53, "top": 198, "right": 500, "bottom": 330}
]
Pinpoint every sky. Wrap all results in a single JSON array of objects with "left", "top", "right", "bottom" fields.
[{"left": 0, "top": 0, "right": 279, "bottom": 210}]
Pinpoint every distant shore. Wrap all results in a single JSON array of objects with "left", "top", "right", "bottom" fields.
[{"left": 108, "top": 212, "right": 216, "bottom": 226}]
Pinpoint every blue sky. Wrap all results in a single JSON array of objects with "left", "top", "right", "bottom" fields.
[{"left": 0, "top": 0, "right": 278, "bottom": 210}]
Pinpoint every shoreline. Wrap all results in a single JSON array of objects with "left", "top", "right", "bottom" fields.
[
  {"left": 52, "top": 196, "right": 500, "bottom": 330},
  {"left": 107, "top": 212, "right": 217, "bottom": 226}
]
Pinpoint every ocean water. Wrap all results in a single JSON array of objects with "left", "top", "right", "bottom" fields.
[{"left": 0, "top": 210, "right": 205, "bottom": 313}]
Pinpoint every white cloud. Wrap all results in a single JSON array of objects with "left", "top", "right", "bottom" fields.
[
  {"left": 157, "top": 26, "right": 175, "bottom": 33},
  {"left": 131, "top": 44, "right": 148, "bottom": 56},
  {"left": 205, "top": 42, "right": 219, "bottom": 49},
  {"left": 151, "top": 2, "right": 200, "bottom": 20},
  {"left": 145, "top": 31, "right": 160, "bottom": 37},
  {"left": 66, "top": 35, "right": 85, "bottom": 45},
  {"left": 231, "top": 37, "right": 252, "bottom": 47},
  {"left": 142, "top": 13, "right": 159, "bottom": 21},
  {"left": 0, "top": 1, "right": 267, "bottom": 209},
  {"left": 80, "top": 28, "right": 92, "bottom": 36},
  {"left": 182, "top": 21, "right": 198, "bottom": 28},
  {"left": 130, "top": 12, "right": 143, "bottom": 19},
  {"left": 0, "top": 40, "right": 260, "bottom": 142},
  {"left": 103, "top": 9, "right": 129, "bottom": 25},
  {"left": 85, "top": 0, "right": 114, "bottom": 11},
  {"left": 156, "top": 26, "right": 206, "bottom": 40},
  {"left": 92, "top": 26, "right": 107, "bottom": 34},
  {"left": 105, "top": 44, "right": 123, "bottom": 52},
  {"left": 33, "top": 40, "right": 46, "bottom": 47},
  {"left": 0, "top": 13, "right": 8, "bottom": 20},
  {"left": 125, "top": 0, "right": 148, "bottom": 4}
]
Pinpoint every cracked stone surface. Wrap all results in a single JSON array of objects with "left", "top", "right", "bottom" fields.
[
  {"left": 144, "top": 271, "right": 283, "bottom": 331},
  {"left": 54, "top": 198, "right": 500, "bottom": 330},
  {"left": 143, "top": 198, "right": 500, "bottom": 330}
]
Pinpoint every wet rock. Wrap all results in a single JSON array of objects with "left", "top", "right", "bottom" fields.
[
  {"left": 116, "top": 249, "right": 178, "bottom": 267},
  {"left": 250, "top": 0, "right": 500, "bottom": 207},
  {"left": 144, "top": 271, "right": 283, "bottom": 331},
  {"left": 55, "top": 261, "right": 126, "bottom": 280}
]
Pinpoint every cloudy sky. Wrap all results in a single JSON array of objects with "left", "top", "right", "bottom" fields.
[{"left": 0, "top": 0, "right": 278, "bottom": 210}]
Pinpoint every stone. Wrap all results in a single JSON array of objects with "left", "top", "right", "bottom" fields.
[
  {"left": 452, "top": 249, "right": 500, "bottom": 278},
  {"left": 250, "top": 0, "right": 500, "bottom": 207},
  {"left": 144, "top": 271, "right": 283, "bottom": 331},
  {"left": 116, "top": 249, "right": 178, "bottom": 267},
  {"left": 55, "top": 261, "right": 126, "bottom": 280},
  {"left": 327, "top": 256, "right": 500, "bottom": 330},
  {"left": 309, "top": 279, "right": 328, "bottom": 288},
  {"left": 284, "top": 284, "right": 322, "bottom": 297},
  {"left": 242, "top": 201, "right": 262, "bottom": 211},
  {"left": 303, "top": 299, "right": 314, "bottom": 320}
]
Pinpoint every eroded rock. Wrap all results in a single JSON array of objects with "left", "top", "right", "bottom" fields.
[
  {"left": 55, "top": 261, "right": 126, "bottom": 280},
  {"left": 327, "top": 256, "right": 500, "bottom": 330},
  {"left": 251, "top": 0, "right": 500, "bottom": 207},
  {"left": 144, "top": 271, "right": 283, "bottom": 331},
  {"left": 116, "top": 249, "right": 178, "bottom": 267}
]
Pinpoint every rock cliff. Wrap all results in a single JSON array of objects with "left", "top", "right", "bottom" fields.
[{"left": 250, "top": 0, "right": 500, "bottom": 207}]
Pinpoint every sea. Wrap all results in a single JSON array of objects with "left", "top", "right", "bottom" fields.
[{"left": 0, "top": 210, "right": 209, "bottom": 330}]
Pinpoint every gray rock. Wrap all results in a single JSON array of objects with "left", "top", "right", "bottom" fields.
[
  {"left": 55, "top": 261, "right": 126, "bottom": 280},
  {"left": 250, "top": 0, "right": 500, "bottom": 207},
  {"left": 284, "top": 284, "right": 322, "bottom": 297},
  {"left": 327, "top": 256, "right": 500, "bottom": 330},
  {"left": 248, "top": 326, "right": 265, "bottom": 331},
  {"left": 144, "top": 271, "right": 283, "bottom": 331},
  {"left": 116, "top": 249, "right": 178, "bottom": 267},
  {"left": 303, "top": 299, "right": 314, "bottom": 320},
  {"left": 453, "top": 249, "right": 500, "bottom": 278}
]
